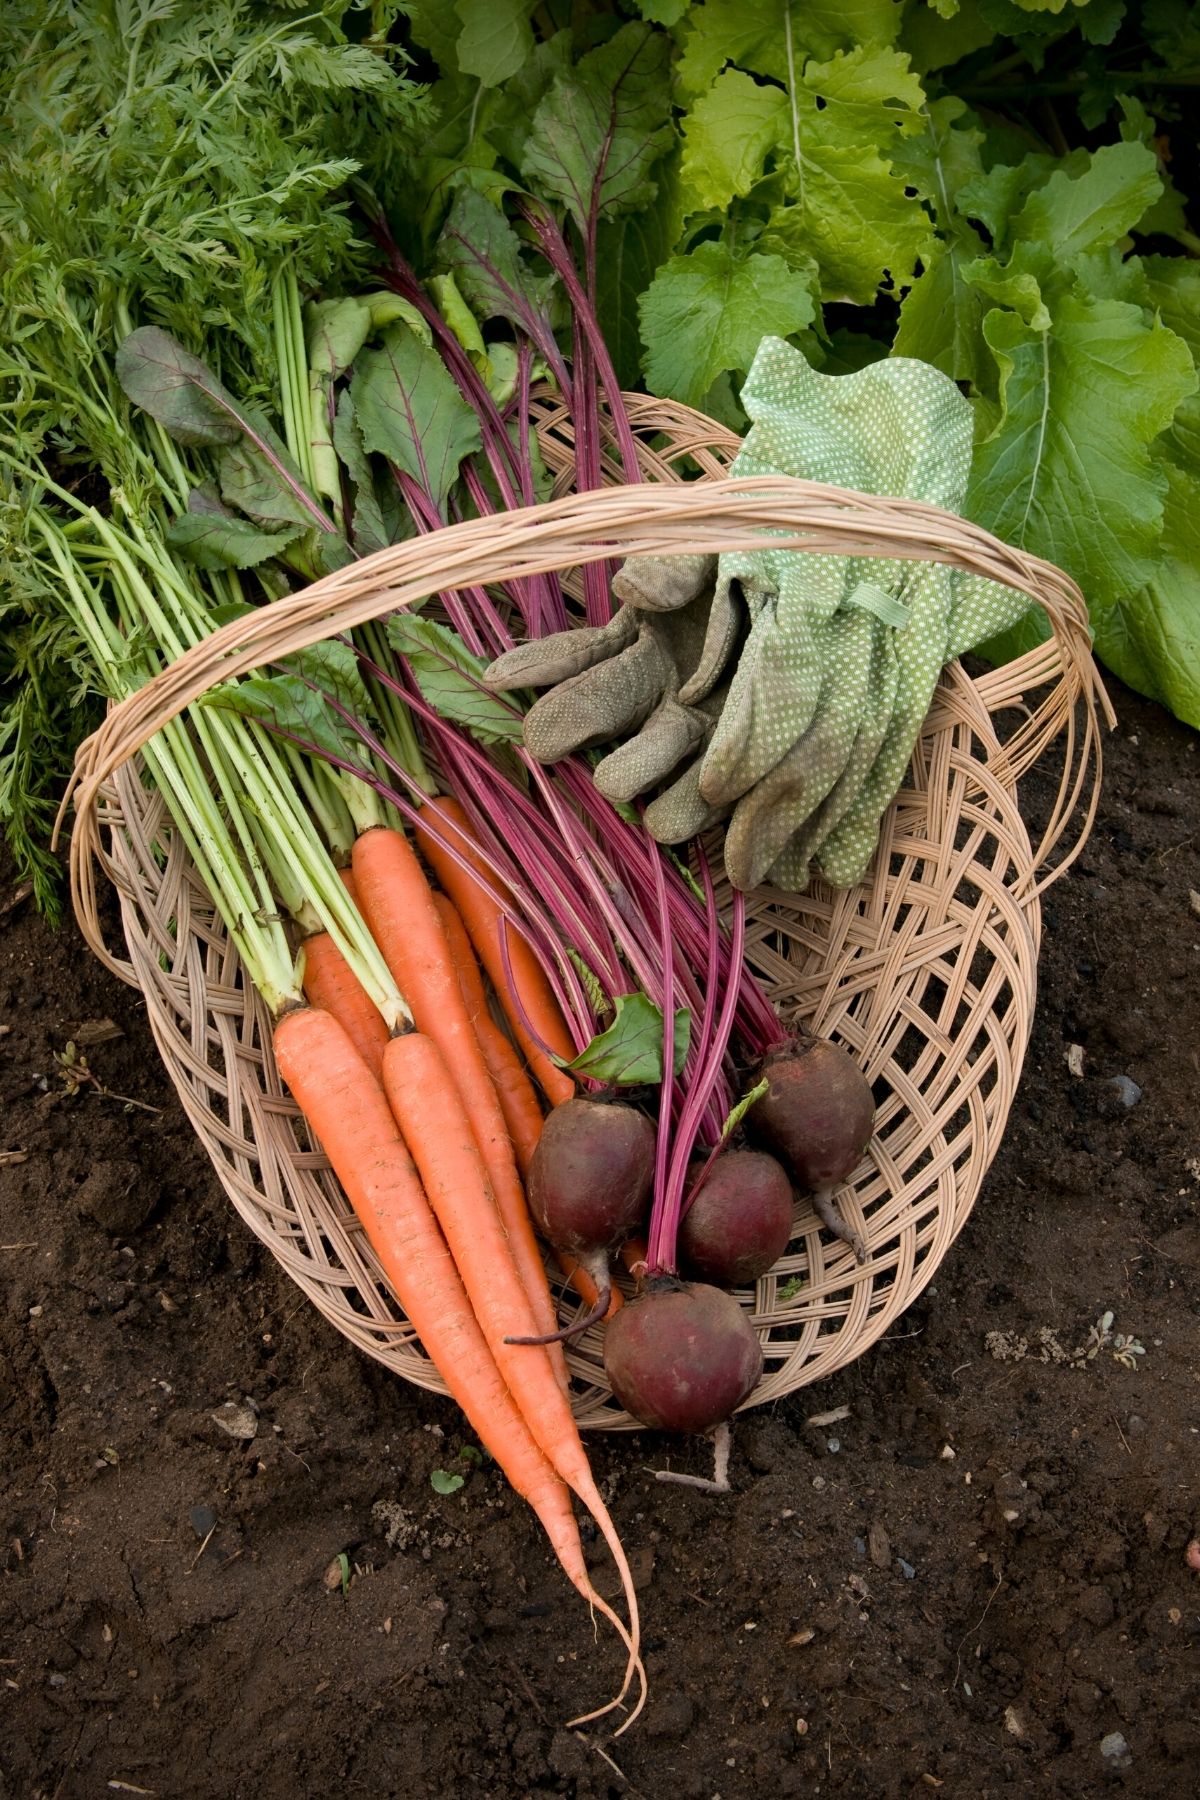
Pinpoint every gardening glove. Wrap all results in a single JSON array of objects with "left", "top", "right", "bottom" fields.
[
  {"left": 483, "top": 553, "right": 727, "bottom": 810},
  {"left": 681, "top": 337, "right": 1032, "bottom": 892}
]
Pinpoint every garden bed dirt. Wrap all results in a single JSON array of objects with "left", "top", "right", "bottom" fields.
[{"left": 2, "top": 677, "right": 1198, "bottom": 1799}]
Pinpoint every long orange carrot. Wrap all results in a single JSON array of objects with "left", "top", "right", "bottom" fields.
[
  {"left": 414, "top": 796, "right": 577, "bottom": 1107},
  {"left": 300, "top": 869, "right": 390, "bottom": 1079},
  {"left": 434, "top": 893, "right": 544, "bottom": 1176},
  {"left": 436, "top": 893, "right": 621, "bottom": 1327},
  {"left": 382, "top": 1029, "right": 643, "bottom": 1727},
  {"left": 274, "top": 1005, "right": 641, "bottom": 1721},
  {"left": 351, "top": 827, "right": 565, "bottom": 1370}
]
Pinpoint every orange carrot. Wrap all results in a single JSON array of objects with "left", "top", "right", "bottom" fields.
[
  {"left": 300, "top": 869, "right": 390, "bottom": 1079},
  {"left": 436, "top": 894, "right": 617, "bottom": 1324},
  {"left": 351, "top": 827, "right": 565, "bottom": 1369},
  {"left": 434, "top": 893, "right": 545, "bottom": 1176},
  {"left": 414, "top": 796, "right": 577, "bottom": 1107},
  {"left": 274, "top": 1005, "right": 640, "bottom": 1720},
  {"left": 382, "top": 1028, "right": 643, "bottom": 1726}
]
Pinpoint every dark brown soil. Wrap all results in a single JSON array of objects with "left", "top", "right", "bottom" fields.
[{"left": 3, "top": 679, "right": 1198, "bottom": 1800}]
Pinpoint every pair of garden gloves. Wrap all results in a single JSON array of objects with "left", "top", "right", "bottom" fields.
[{"left": 484, "top": 337, "right": 1033, "bottom": 893}]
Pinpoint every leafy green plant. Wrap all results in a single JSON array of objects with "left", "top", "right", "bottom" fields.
[{"left": 395, "top": 1, "right": 1200, "bottom": 726}]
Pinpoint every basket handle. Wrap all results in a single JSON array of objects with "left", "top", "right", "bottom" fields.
[{"left": 63, "top": 475, "right": 1112, "bottom": 956}]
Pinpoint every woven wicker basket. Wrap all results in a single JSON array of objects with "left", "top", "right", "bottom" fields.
[{"left": 67, "top": 395, "right": 1110, "bottom": 1430}]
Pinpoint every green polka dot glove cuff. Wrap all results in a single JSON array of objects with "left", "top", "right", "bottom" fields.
[{"left": 689, "top": 338, "right": 1033, "bottom": 892}]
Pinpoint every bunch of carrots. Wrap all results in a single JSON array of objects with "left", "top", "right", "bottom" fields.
[{"left": 283, "top": 816, "right": 647, "bottom": 1729}]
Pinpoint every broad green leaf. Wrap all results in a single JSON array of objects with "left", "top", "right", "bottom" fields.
[
  {"left": 890, "top": 97, "right": 985, "bottom": 218},
  {"left": 1140, "top": 257, "right": 1200, "bottom": 469},
  {"left": 306, "top": 294, "right": 428, "bottom": 381},
  {"left": 484, "top": 32, "right": 574, "bottom": 169},
  {"left": 202, "top": 674, "right": 359, "bottom": 767},
  {"left": 634, "top": 0, "right": 689, "bottom": 21},
  {"left": 720, "top": 1078, "right": 770, "bottom": 1143},
  {"left": 680, "top": 69, "right": 789, "bottom": 210},
  {"left": 216, "top": 406, "right": 334, "bottom": 537},
  {"left": 350, "top": 324, "right": 482, "bottom": 507},
  {"left": 962, "top": 247, "right": 1051, "bottom": 330},
  {"left": 677, "top": 0, "right": 904, "bottom": 94},
  {"left": 1093, "top": 461, "right": 1200, "bottom": 727},
  {"left": 332, "top": 393, "right": 390, "bottom": 558},
  {"left": 761, "top": 141, "right": 935, "bottom": 304},
  {"left": 566, "top": 993, "right": 690, "bottom": 1086},
  {"left": 901, "top": 0, "right": 996, "bottom": 70},
  {"left": 453, "top": 0, "right": 535, "bottom": 88},
  {"left": 115, "top": 328, "right": 238, "bottom": 447},
  {"left": 386, "top": 614, "right": 523, "bottom": 746},
  {"left": 437, "top": 187, "right": 554, "bottom": 335},
  {"left": 639, "top": 240, "right": 817, "bottom": 407},
  {"left": 520, "top": 23, "right": 674, "bottom": 232},
  {"left": 116, "top": 329, "right": 331, "bottom": 538},
  {"left": 1010, "top": 140, "right": 1161, "bottom": 270},
  {"left": 285, "top": 639, "right": 371, "bottom": 719},
  {"left": 404, "top": 0, "right": 465, "bottom": 70},
  {"left": 967, "top": 294, "right": 1197, "bottom": 611},
  {"left": 959, "top": 153, "right": 1066, "bottom": 246},
  {"left": 165, "top": 493, "right": 303, "bottom": 571},
  {"left": 894, "top": 237, "right": 991, "bottom": 390}
]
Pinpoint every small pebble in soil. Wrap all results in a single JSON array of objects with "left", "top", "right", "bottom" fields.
[
  {"left": 1107, "top": 1075, "right": 1143, "bottom": 1109},
  {"left": 1100, "top": 1731, "right": 1132, "bottom": 1768},
  {"left": 189, "top": 1505, "right": 217, "bottom": 1539},
  {"left": 210, "top": 1399, "right": 258, "bottom": 1442},
  {"left": 826, "top": 1438, "right": 840, "bottom": 1453},
  {"left": 1186, "top": 1540, "right": 1200, "bottom": 1571},
  {"left": 896, "top": 1558, "right": 916, "bottom": 1580}
]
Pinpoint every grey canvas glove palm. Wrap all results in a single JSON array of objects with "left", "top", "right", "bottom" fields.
[
  {"left": 483, "top": 552, "right": 727, "bottom": 822},
  {"left": 680, "top": 338, "right": 1032, "bottom": 891}
]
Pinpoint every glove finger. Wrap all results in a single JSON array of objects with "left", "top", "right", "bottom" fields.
[
  {"left": 483, "top": 607, "right": 636, "bottom": 692},
  {"left": 699, "top": 604, "right": 870, "bottom": 807},
  {"left": 593, "top": 697, "right": 708, "bottom": 805},
  {"left": 767, "top": 631, "right": 899, "bottom": 891},
  {"left": 721, "top": 699, "right": 861, "bottom": 892},
  {"left": 612, "top": 553, "right": 716, "bottom": 613},
  {"left": 522, "top": 632, "right": 672, "bottom": 763},
  {"left": 677, "top": 571, "right": 756, "bottom": 705},
  {"left": 644, "top": 758, "right": 727, "bottom": 845}
]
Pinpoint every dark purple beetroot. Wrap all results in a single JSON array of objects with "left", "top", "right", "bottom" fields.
[
  {"left": 527, "top": 1096, "right": 654, "bottom": 1257},
  {"left": 678, "top": 1150, "right": 794, "bottom": 1288},
  {"left": 746, "top": 1036, "right": 874, "bottom": 1190},
  {"left": 603, "top": 1278, "right": 764, "bottom": 1433}
]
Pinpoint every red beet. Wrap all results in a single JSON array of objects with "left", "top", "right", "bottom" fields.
[
  {"left": 603, "top": 1278, "right": 764, "bottom": 1433},
  {"left": 745, "top": 1036, "right": 874, "bottom": 1262},
  {"left": 678, "top": 1150, "right": 794, "bottom": 1288},
  {"left": 516, "top": 1098, "right": 654, "bottom": 1340}
]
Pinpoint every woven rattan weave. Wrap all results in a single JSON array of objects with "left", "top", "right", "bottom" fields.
[{"left": 66, "top": 396, "right": 1111, "bottom": 1428}]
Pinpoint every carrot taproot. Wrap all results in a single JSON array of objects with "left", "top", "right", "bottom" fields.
[
  {"left": 414, "top": 796, "right": 577, "bottom": 1107},
  {"left": 351, "top": 826, "right": 565, "bottom": 1371},
  {"left": 274, "top": 1005, "right": 641, "bottom": 1721},
  {"left": 434, "top": 893, "right": 544, "bottom": 1177},
  {"left": 382, "top": 1028, "right": 643, "bottom": 1727},
  {"left": 300, "top": 868, "right": 390, "bottom": 1079}
]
